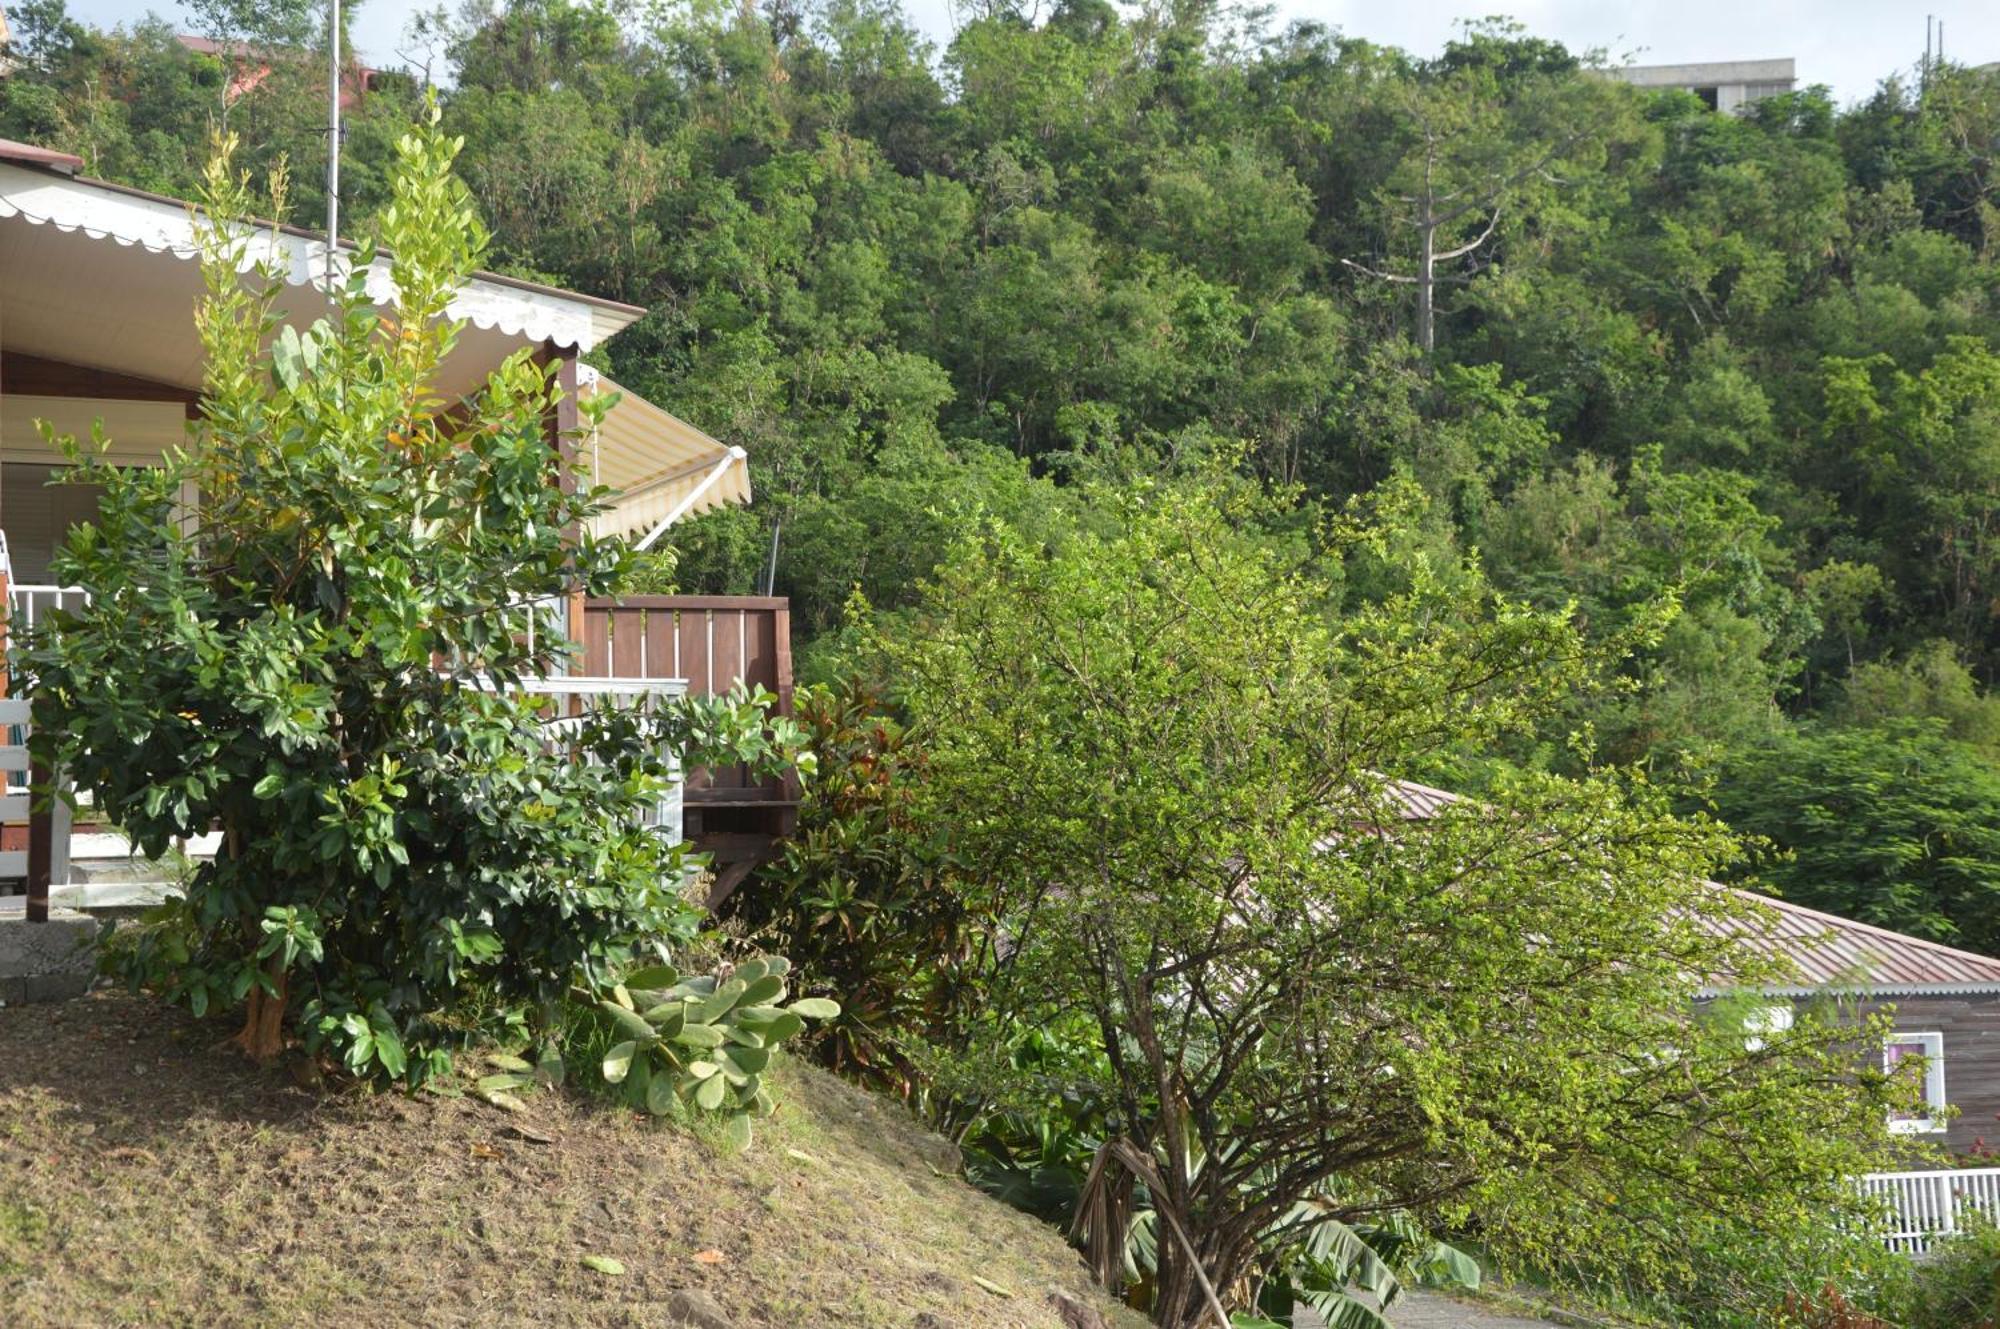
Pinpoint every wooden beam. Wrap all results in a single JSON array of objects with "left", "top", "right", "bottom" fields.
[
  {"left": 702, "top": 859, "right": 759, "bottom": 913},
  {"left": 25, "top": 757, "right": 49, "bottom": 924}
]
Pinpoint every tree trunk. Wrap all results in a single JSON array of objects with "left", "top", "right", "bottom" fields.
[
  {"left": 1151, "top": 1225, "right": 1245, "bottom": 1329},
  {"left": 232, "top": 955, "right": 288, "bottom": 1062},
  {"left": 1416, "top": 216, "right": 1437, "bottom": 354}
]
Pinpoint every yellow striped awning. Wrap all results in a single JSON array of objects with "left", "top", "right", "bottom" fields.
[{"left": 580, "top": 368, "right": 750, "bottom": 546}]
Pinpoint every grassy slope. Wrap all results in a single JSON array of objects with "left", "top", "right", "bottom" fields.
[{"left": 0, "top": 990, "right": 1146, "bottom": 1329}]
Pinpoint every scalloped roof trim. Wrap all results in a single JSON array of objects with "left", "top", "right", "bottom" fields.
[{"left": 0, "top": 160, "right": 644, "bottom": 352}]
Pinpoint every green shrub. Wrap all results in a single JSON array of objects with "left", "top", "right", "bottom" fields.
[
  {"left": 576, "top": 955, "right": 839, "bottom": 1150},
  {"left": 1907, "top": 1220, "right": 2000, "bottom": 1329},
  {"left": 28, "top": 113, "right": 794, "bottom": 1086},
  {"left": 721, "top": 678, "right": 989, "bottom": 1092}
]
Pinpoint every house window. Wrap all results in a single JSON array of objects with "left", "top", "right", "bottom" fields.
[
  {"left": 1, "top": 463, "right": 109, "bottom": 584},
  {"left": 1885, "top": 1032, "right": 1947, "bottom": 1134},
  {"left": 1745, "top": 1003, "right": 1793, "bottom": 1051}
]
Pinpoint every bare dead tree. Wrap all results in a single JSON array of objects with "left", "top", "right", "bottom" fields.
[{"left": 1344, "top": 105, "right": 1584, "bottom": 353}]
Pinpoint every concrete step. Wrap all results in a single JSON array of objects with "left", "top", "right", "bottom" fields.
[{"left": 0, "top": 899, "right": 99, "bottom": 1005}]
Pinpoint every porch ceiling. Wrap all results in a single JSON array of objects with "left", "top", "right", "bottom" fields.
[{"left": 0, "top": 161, "right": 644, "bottom": 397}]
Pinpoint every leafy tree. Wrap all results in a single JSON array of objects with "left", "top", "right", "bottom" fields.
[
  {"left": 24, "top": 116, "right": 787, "bottom": 1078},
  {"left": 1706, "top": 720, "right": 2000, "bottom": 955},
  {"left": 883, "top": 471, "right": 1905, "bottom": 1326},
  {"left": 1341, "top": 26, "right": 1603, "bottom": 352}
]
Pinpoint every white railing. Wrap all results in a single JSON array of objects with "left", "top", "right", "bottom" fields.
[
  {"left": 7, "top": 583, "right": 90, "bottom": 639},
  {"left": 505, "top": 675, "right": 690, "bottom": 845},
  {"left": 9, "top": 586, "right": 556, "bottom": 647},
  {"left": 1860, "top": 1167, "right": 2000, "bottom": 1254}
]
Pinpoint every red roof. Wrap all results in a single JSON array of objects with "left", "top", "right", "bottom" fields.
[
  {"left": 1380, "top": 777, "right": 2000, "bottom": 994},
  {"left": 0, "top": 140, "right": 82, "bottom": 175}
]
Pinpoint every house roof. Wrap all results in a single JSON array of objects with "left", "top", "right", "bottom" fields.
[
  {"left": 0, "top": 140, "right": 83, "bottom": 175},
  {"left": 0, "top": 149, "right": 645, "bottom": 394},
  {"left": 1701, "top": 893, "right": 2000, "bottom": 997},
  {"left": 1379, "top": 776, "right": 2000, "bottom": 997},
  {"left": 0, "top": 143, "right": 752, "bottom": 540}
]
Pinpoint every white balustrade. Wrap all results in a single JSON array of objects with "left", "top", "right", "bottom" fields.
[{"left": 1859, "top": 1167, "right": 2000, "bottom": 1254}]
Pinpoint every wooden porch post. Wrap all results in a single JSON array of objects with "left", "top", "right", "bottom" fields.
[{"left": 25, "top": 756, "right": 51, "bottom": 924}]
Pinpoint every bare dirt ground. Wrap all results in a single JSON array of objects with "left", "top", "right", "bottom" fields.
[
  {"left": 0, "top": 989, "right": 1145, "bottom": 1329},
  {"left": 1389, "top": 1291, "right": 1569, "bottom": 1328}
]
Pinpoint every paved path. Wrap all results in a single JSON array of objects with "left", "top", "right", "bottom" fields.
[{"left": 1386, "top": 1290, "right": 1569, "bottom": 1328}]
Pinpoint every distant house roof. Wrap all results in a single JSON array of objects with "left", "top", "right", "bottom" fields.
[
  {"left": 1380, "top": 777, "right": 2000, "bottom": 997},
  {"left": 1714, "top": 893, "right": 2000, "bottom": 996},
  {"left": 0, "top": 139, "right": 83, "bottom": 174}
]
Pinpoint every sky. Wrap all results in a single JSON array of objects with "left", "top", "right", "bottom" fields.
[{"left": 46, "top": 0, "right": 1997, "bottom": 108}]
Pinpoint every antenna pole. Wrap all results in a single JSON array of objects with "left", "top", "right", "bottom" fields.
[
  {"left": 326, "top": 0, "right": 341, "bottom": 290},
  {"left": 761, "top": 519, "right": 782, "bottom": 596}
]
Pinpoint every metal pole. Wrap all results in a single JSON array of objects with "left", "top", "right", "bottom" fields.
[
  {"left": 761, "top": 519, "right": 781, "bottom": 596},
  {"left": 326, "top": 0, "right": 341, "bottom": 290}
]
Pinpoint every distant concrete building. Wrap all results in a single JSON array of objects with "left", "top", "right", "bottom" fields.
[{"left": 1612, "top": 58, "right": 1797, "bottom": 113}]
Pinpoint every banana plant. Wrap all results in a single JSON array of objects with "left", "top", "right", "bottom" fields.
[{"left": 1073, "top": 1134, "right": 1479, "bottom": 1328}]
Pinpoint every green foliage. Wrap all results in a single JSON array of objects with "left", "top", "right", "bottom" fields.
[
  {"left": 21, "top": 9, "right": 2000, "bottom": 1318},
  {"left": 1905, "top": 1220, "right": 2000, "bottom": 1329},
  {"left": 880, "top": 469, "right": 1906, "bottom": 1327},
  {"left": 719, "top": 678, "right": 984, "bottom": 1089},
  {"left": 1252, "top": 1209, "right": 1480, "bottom": 1329},
  {"left": 24, "top": 115, "right": 787, "bottom": 1083},
  {"left": 26, "top": 9, "right": 2000, "bottom": 823},
  {"left": 574, "top": 956, "right": 840, "bottom": 1149},
  {"left": 1704, "top": 720, "right": 2000, "bottom": 954}
]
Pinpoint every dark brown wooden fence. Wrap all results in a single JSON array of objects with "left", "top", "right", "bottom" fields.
[{"left": 574, "top": 595, "right": 799, "bottom": 827}]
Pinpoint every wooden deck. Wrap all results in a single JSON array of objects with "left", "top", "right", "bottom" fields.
[
  {"left": 3, "top": 592, "right": 798, "bottom": 916},
  {"left": 573, "top": 595, "right": 798, "bottom": 905}
]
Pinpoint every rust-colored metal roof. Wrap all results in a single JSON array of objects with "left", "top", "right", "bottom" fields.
[
  {"left": 1379, "top": 777, "right": 2000, "bottom": 995},
  {"left": 1708, "top": 891, "right": 2000, "bottom": 995},
  {"left": 0, "top": 140, "right": 82, "bottom": 174}
]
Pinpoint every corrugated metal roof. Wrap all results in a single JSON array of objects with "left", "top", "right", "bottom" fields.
[
  {"left": 1705, "top": 891, "right": 2000, "bottom": 994},
  {"left": 1379, "top": 777, "right": 2000, "bottom": 994}
]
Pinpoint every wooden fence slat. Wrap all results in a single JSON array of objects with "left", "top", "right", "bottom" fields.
[
  {"left": 610, "top": 605, "right": 643, "bottom": 679},
  {"left": 708, "top": 609, "right": 749, "bottom": 791},
  {"left": 680, "top": 609, "right": 713, "bottom": 699},
  {"left": 580, "top": 605, "right": 612, "bottom": 677},
  {"left": 644, "top": 609, "right": 676, "bottom": 687}
]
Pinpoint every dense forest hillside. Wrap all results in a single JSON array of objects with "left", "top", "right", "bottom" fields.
[{"left": 8, "top": 0, "right": 2000, "bottom": 952}]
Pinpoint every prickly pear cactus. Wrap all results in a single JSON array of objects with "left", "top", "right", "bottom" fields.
[{"left": 595, "top": 957, "right": 840, "bottom": 1149}]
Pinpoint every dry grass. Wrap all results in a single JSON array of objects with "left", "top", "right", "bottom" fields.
[{"left": 0, "top": 990, "right": 1147, "bottom": 1329}]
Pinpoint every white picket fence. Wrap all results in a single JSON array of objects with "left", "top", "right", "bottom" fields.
[{"left": 1859, "top": 1167, "right": 2000, "bottom": 1254}]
